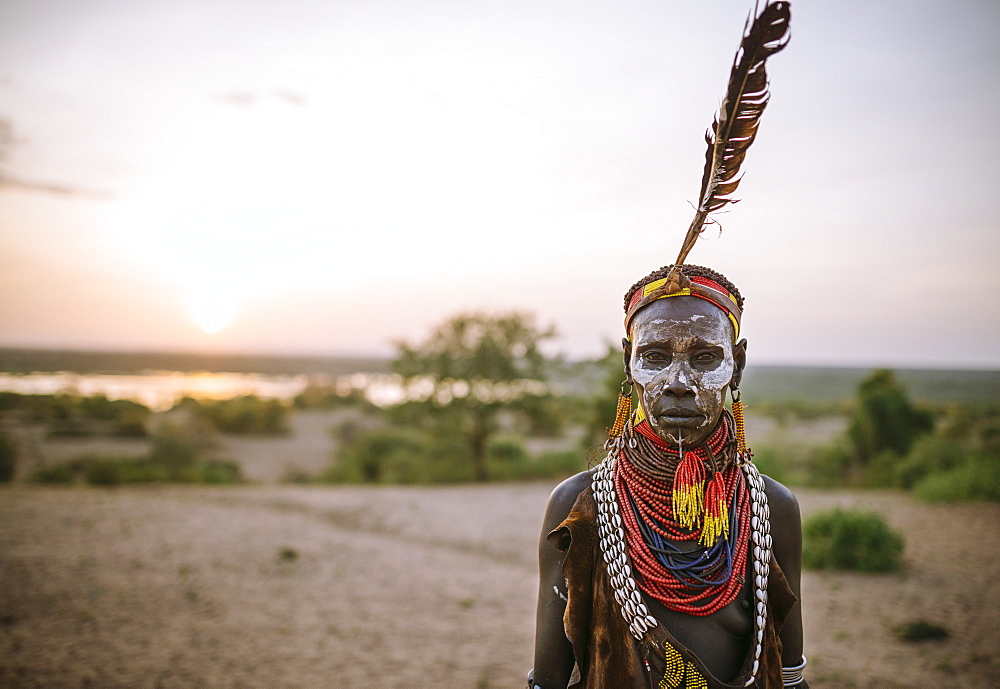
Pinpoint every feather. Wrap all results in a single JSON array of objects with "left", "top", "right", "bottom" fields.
[{"left": 674, "top": 0, "right": 791, "bottom": 266}]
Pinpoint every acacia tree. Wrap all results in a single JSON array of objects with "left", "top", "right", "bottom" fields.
[{"left": 391, "top": 312, "right": 556, "bottom": 481}]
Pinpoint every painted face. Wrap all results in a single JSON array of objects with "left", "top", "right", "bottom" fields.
[{"left": 627, "top": 296, "right": 740, "bottom": 447}]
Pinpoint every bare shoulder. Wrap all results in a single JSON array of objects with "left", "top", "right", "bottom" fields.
[
  {"left": 759, "top": 474, "right": 803, "bottom": 561},
  {"left": 761, "top": 475, "right": 801, "bottom": 525},
  {"left": 541, "top": 470, "right": 594, "bottom": 533}
]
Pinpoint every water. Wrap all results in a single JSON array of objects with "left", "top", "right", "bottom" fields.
[{"left": 0, "top": 371, "right": 408, "bottom": 411}]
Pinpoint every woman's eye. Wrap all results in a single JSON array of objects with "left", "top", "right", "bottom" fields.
[
  {"left": 643, "top": 352, "right": 668, "bottom": 364},
  {"left": 694, "top": 352, "right": 719, "bottom": 364}
]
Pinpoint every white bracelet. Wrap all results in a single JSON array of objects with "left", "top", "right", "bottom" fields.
[{"left": 781, "top": 655, "right": 807, "bottom": 687}]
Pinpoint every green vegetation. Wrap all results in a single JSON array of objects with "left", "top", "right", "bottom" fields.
[
  {"left": 802, "top": 508, "right": 904, "bottom": 572},
  {"left": 321, "top": 426, "right": 584, "bottom": 485},
  {"left": 276, "top": 547, "right": 299, "bottom": 562},
  {"left": 321, "top": 311, "right": 587, "bottom": 485},
  {"left": 892, "top": 620, "right": 950, "bottom": 642},
  {"left": 293, "top": 384, "right": 374, "bottom": 410},
  {"left": 388, "top": 311, "right": 557, "bottom": 481},
  {"left": 847, "top": 369, "right": 933, "bottom": 464},
  {"left": 174, "top": 395, "right": 289, "bottom": 435},
  {"left": 792, "top": 370, "right": 1000, "bottom": 502},
  {"left": 0, "top": 431, "right": 16, "bottom": 482},
  {"left": 28, "top": 421, "right": 242, "bottom": 486},
  {"left": 0, "top": 392, "right": 151, "bottom": 437}
]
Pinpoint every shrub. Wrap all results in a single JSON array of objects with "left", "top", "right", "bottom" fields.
[
  {"left": 894, "top": 435, "right": 968, "bottom": 489},
  {"left": 323, "top": 427, "right": 435, "bottom": 484},
  {"left": 0, "top": 431, "right": 16, "bottom": 482},
  {"left": 805, "top": 442, "right": 854, "bottom": 487},
  {"left": 892, "top": 620, "right": 950, "bottom": 642},
  {"left": 529, "top": 449, "right": 584, "bottom": 479},
  {"left": 81, "top": 456, "right": 129, "bottom": 485},
  {"left": 745, "top": 446, "right": 790, "bottom": 485},
  {"left": 913, "top": 459, "right": 1000, "bottom": 502},
  {"left": 193, "top": 396, "right": 290, "bottom": 435},
  {"left": 293, "top": 385, "right": 373, "bottom": 410},
  {"left": 802, "top": 508, "right": 904, "bottom": 572},
  {"left": 486, "top": 435, "right": 529, "bottom": 479},
  {"left": 847, "top": 370, "right": 932, "bottom": 463},
  {"left": 192, "top": 459, "right": 242, "bottom": 484},
  {"left": 149, "top": 423, "right": 199, "bottom": 477},
  {"left": 31, "top": 463, "right": 76, "bottom": 484}
]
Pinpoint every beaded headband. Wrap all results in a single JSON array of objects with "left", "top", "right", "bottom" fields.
[{"left": 624, "top": 273, "right": 742, "bottom": 341}]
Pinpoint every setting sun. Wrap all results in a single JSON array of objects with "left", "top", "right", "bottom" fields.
[{"left": 192, "top": 293, "right": 233, "bottom": 334}]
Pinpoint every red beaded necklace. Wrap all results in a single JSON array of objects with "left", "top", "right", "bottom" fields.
[{"left": 614, "top": 418, "right": 751, "bottom": 616}]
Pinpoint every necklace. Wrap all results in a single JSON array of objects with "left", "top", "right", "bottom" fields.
[
  {"left": 593, "top": 415, "right": 773, "bottom": 686},
  {"left": 617, "top": 456, "right": 750, "bottom": 614}
]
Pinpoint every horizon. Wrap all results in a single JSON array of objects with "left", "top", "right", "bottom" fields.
[{"left": 1, "top": 344, "right": 998, "bottom": 374}]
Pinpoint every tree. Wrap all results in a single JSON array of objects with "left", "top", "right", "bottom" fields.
[
  {"left": 391, "top": 312, "right": 556, "bottom": 481},
  {"left": 847, "top": 369, "right": 932, "bottom": 463}
]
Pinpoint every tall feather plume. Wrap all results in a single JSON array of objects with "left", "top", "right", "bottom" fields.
[{"left": 673, "top": 0, "right": 791, "bottom": 268}]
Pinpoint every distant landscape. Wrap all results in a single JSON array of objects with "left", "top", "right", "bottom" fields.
[{"left": 2, "top": 347, "right": 997, "bottom": 405}]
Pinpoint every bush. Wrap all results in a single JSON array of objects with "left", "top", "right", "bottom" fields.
[
  {"left": 192, "top": 459, "right": 242, "bottom": 484},
  {"left": 149, "top": 423, "right": 199, "bottom": 476},
  {"left": 0, "top": 431, "right": 16, "bottom": 482},
  {"left": 193, "top": 396, "right": 289, "bottom": 435},
  {"left": 485, "top": 435, "right": 529, "bottom": 479},
  {"left": 746, "top": 446, "right": 790, "bottom": 486},
  {"left": 894, "top": 434, "right": 968, "bottom": 489},
  {"left": 31, "top": 463, "right": 76, "bottom": 484},
  {"left": 892, "top": 620, "right": 950, "bottom": 642},
  {"left": 0, "top": 393, "right": 151, "bottom": 436},
  {"left": 805, "top": 441, "right": 854, "bottom": 487},
  {"left": 81, "top": 456, "right": 130, "bottom": 485},
  {"left": 913, "top": 460, "right": 1000, "bottom": 502},
  {"left": 802, "top": 508, "right": 904, "bottom": 572},
  {"left": 323, "top": 427, "right": 447, "bottom": 484},
  {"left": 847, "top": 370, "right": 932, "bottom": 463},
  {"left": 529, "top": 449, "right": 584, "bottom": 479},
  {"left": 293, "top": 385, "right": 373, "bottom": 410},
  {"left": 31, "top": 453, "right": 240, "bottom": 486}
]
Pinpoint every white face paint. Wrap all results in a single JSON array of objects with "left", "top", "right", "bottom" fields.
[{"left": 627, "top": 297, "right": 738, "bottom": 446}]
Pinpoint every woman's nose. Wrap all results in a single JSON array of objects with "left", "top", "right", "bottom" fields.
[{"left": 660, "top": 367, "right": 695, "bottom": 397}]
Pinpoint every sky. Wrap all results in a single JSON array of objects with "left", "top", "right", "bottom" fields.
[{"left": 0, "top": 0, "right": 998, "bottom": 368}]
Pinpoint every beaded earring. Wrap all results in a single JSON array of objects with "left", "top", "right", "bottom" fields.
[
  {"left": 730, "top": 385, "right": 751, "bottom": 464},
  {"left": 608, "top": 380, "right": 633, "bottom": 439}
]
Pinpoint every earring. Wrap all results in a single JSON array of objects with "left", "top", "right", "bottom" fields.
[
  {"left": 731, "top": 385, "right": 751, "bottom": 464},
  {"left": 609, "top": 380, "right": 633, "bottom": 439}
]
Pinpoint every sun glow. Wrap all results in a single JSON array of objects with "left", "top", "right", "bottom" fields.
[{"left": 192, "top": 292, "right": 233, "bottom": 334}]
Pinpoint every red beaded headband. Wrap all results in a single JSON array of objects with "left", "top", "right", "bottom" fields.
[{"left": 624, "top": 274, "right": 742, "bottom": 341}]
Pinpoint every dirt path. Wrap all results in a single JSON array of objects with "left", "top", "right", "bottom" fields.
[{"left": 1, "top": 484, "right": 997, "bottom": 688}]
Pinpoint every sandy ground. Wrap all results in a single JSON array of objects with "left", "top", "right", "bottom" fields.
[
  {"left": 2, "top": 411, "right": 997, "bottom": 688},
  {"left": 1, "top": 483, "right": 998, "bottom": 689}
]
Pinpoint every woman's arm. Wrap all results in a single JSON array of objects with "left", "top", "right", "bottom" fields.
[
  {"left": 530, "top": 471, "right": 590, "bottom": 689},
  {"left": 764, "top": 476, "right": 808, "bottom": 685}
]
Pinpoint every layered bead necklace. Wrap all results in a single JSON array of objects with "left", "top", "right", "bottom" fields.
[
  {"left": 594, "top": 405, "right": 773, "bottom": 685},
  {"left": 615, "top": 415, "right": 750, "bottom": 615}
]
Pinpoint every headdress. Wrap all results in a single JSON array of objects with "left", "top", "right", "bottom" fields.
[{"left": 624, "top": 0, "right": 791, "bottom": 329}]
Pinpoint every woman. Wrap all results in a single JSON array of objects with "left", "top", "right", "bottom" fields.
[{"left": 529, "top": 264, "right": 807, "bottom": 688}]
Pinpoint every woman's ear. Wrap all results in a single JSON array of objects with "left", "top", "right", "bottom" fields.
[
  {"left": 730, "top": 338, "right": 748, "bottom": 389},
  {"left": 622, "top": 337, "right": 633, "bottom": 384}
]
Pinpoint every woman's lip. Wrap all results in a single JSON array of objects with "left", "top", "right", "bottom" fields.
[{"left": 657, "top": 413, "right": 704, "bottom": 426}]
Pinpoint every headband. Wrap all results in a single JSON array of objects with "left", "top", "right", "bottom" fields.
[{"left": 624, "top": 274, "right": 742, "bottom": 341}]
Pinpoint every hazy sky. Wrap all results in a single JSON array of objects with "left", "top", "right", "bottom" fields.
[{"left": 1, "top": 0, "right": 998, "bottom": 368}]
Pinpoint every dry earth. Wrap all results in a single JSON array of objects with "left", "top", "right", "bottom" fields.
[
  {"left": 1, "top": 411, "right": 997, "bottom": 688},
  {"left": 1, "top": 483, "right": 998, "bottom": 689}
]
